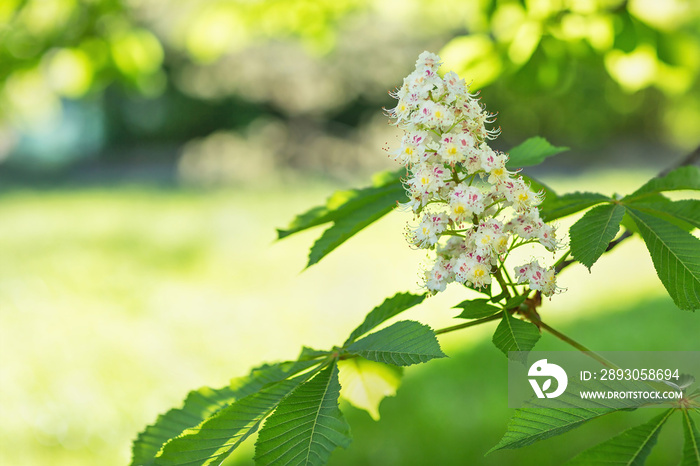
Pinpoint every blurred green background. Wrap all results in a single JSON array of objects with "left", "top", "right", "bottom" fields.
[{"left": 1, "top": 0, "right": 699, "bottom": 465}]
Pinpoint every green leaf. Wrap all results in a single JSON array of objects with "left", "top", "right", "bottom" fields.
[
  {"left": 277, "top": 170, "right": 404, "bottom": 239},
  {"left": 569, "top": 203, "right": 625, "bottom": 270},
  {"left": 682, "top": 409, "right": 700, "bottom": 466},
  {"left": 490, "top": 379, "right": 657, "bottom": 452},
  {"left": 131, "top": 385, "right": 237, "bottom": 466},
  {"left": 506, "top": 136, "right": 569, "bottom": 169},
  {"left": 307, "top": 181, "right": 406, "bottom": 267},
  {"left": 540, "top": 192, "right": 611, "bottom": 222},
  {"left": 626, "top": 208, "right": 700, "bottom": 311},
  {"left": 153, "top": 366, "right": 322, "bottom": 466},
  {"left": 275, "top": 169, "right": 408, "bottom": 267},
  {"left": 566, "top": 409, "right": 674, "bottom": 465},
  {"left": 132, "top": 356, "right": 323, "bottom": 466},
  {"left": 505, "top": 295, "right": 527, "bottom": 310},
  {"left": 454, "top": 298, "right": 501, "bottom": 319},
  {"left": 491, "top": 312, "right": 540, "bottom": 364},
  {"left": 625, "top": 166, "right": 700, "bottom": 201},
  {"left": 338, "top": 358, "right": 403, "bottom": 421},
  {"left": 625, "top": 199, "right": 700, "bottom": 231},
  {"left": 254, "top": 363, "right": 352, "bottom": 465},
  {"left": 347, "top": 320, "right": 446, "bottom": 366},
  {"left": 344, "top": 292, "right": 426, "bottom": 345}
]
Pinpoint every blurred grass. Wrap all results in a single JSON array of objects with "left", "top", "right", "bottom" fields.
[{"left": 0, "top": 169, "right": 696, "bottom": 465}]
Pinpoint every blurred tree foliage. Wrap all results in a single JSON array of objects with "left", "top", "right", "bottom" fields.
[
  {"left": 1, "top": 0, "right": 699, "bottom": 171},
  {"left": 438, "top": 0, "right": 700, "bottom": 149}
]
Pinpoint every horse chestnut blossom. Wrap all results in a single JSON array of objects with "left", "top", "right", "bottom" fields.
[{"left": 386, "top": 51, "right": 563, "bottom": 296}]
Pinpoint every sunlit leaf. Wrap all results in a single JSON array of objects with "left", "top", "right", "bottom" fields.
[
  {"left": 626, "top": 207, "right": 700, "bottom": 311},
  {"left": 153, "top": 367, "right": 322, "bottom": 465},
  {"left": 506, "top": 136, "right": 568, "bottom": 169},
  {"left": 347, "top": 320, "right": 446, "bottom": 366},
  {"left": 131, "top": 385, "right": 237, "bottom": 466},
  {"left": 338, "top": 358, "right": 402, "bottom": 420},
  {"left": 344, "top": 292, "right": 426, "bottom": 345},
  {"left": 566, "top": 409, "right": 674, "bottom": 465},
  {"left": 569, "top": 203, "right": 625, "bottom": 269},
  {"left": 131, "top": 355, "right": 323, "bottom": 466},
  {"left": 254, "top": 363, "right": 351, "bottom": 465},
  {"left": 491, "top": 311, "right": 540, "bottom": 364}
]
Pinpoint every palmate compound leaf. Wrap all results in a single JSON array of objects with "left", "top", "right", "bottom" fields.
[
  {"left": 625, "top": 207, "right": 700, "bottom": 311},
  {"left": 491, "top": 311, "right": 540, "bottom": 364},
  {"left": 346, "top": 320, "right": 446, "bottom": 366},
  {"left": 505, "top": 136, "right": 569, "bottom": 169},
  {"left": 254, "top": 363, "right": 352, "bottom": 465},
  {"left": 569, "top": 203, "right": 625, "bottom": 270},
  {"left": 489, "top": 378, "right": 660, "bottom": 453},
  {"left": 566, "top": 408, "right": 674, "bottom": 465},
  {"left": 682, "top": 409, "right": 700, "bottom": 466},
  {"left": 131, "top": 352, "right": 325, "bottom": 466},
  {"left": 152, "top": 364, "right": 325, "bottom": 466},
  {"left": 344, "top": 292, "right": 426, "bottom": 345},
  {"left": 338, "top": 358, "right": 403, "bottom": 421}
]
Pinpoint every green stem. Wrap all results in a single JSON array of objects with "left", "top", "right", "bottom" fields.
[
  {"left": 527, "top": 314, "right": 619, "bottom": 369},
  {"left": 552, "top": 249, "right": 571, "bottom": 272},
  {"left": 441, "top": 231, "right": 466, "bottom": 237},
  {"left": 493, "top": 269, "right": 512, "bottom": 299},
  {"left": 435, "top": 312, "right": 503, "bottom": 335},
  {"left": 482, "top": 198, "right": 505, "bottom": 212}
]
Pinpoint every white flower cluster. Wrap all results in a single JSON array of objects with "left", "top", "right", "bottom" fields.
[{"left": 387, "top": 51, "right": 562, "bottom": 296}]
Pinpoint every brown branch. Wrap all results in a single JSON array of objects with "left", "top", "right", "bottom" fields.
[{"left": 657, "top": 144, "right": 700, "bottom": 177}]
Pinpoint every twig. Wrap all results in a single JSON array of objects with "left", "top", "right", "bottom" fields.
[{"left": 435, "top": 312, "right": 503, "bottom": 335}]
